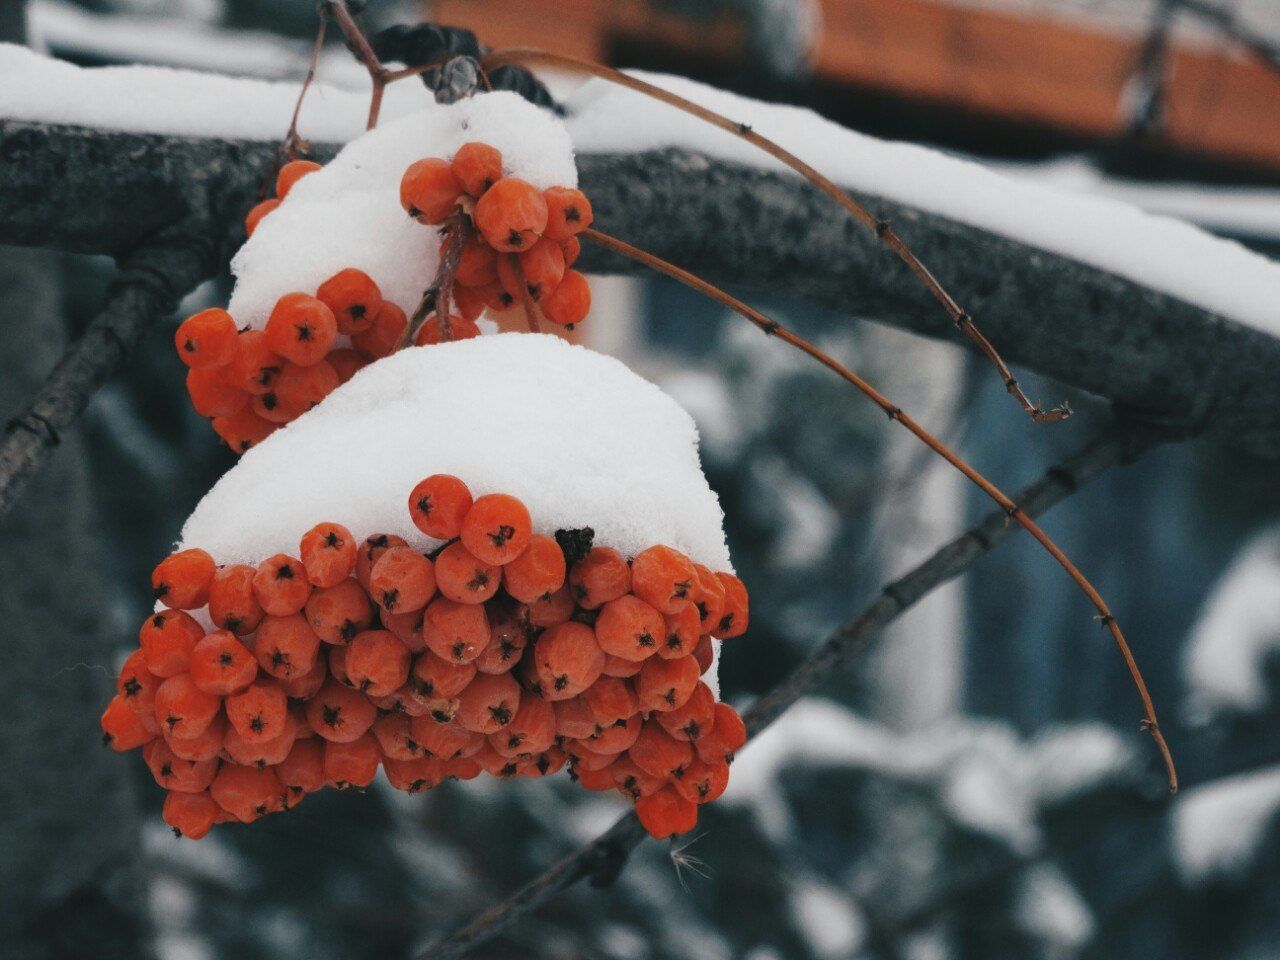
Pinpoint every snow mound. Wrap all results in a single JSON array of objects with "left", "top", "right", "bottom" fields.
[
  {"left": 179, "top": 333, "right": 731, "bottom": 574},
  {"left": 1183, "top": 528, "right": 1280, "bottom": 720},
  {"left": 228, "top": 93, "right": 576, "bottom": 328}
]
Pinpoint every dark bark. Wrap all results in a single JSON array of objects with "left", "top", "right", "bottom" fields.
[{"left": 1, "top": 122, "right": 1277, "bottom": 459}]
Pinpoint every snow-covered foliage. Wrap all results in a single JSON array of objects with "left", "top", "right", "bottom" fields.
[
  {"left": 1183, "top": 528, "right": 1280, "bottom": 720},
  {"left": 229, "top": 92, "right": 576, "bottom": 327},
  {"left": 1173, "top": 766, "right": 1280, "bottom": 883},
  {"left": 4, "top": 45, "right": 1280, "bottom": 337},
  {"left": 180, "top": 333, "right": 732, "bottom": 573}
]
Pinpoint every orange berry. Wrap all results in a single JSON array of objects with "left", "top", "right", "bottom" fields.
[
  {"left": 675, "top": 758, "right": 730, "bottom": 804},
  {"left": 189, "top": 630, "right": 258, "bottom": 696},
  {"left": 400, "top": 157, "right": 463, "bottom": 224},
  {"left": 316, "top": 267, "right": 382, "bottom": 335},
  {"left": 631, "top": 545, "right": 697, "bottom": 615},
  {"left": 253, "top": 554, "right": 312, "bottom": 616},
  {"left": 473, "top": 177, "right": 548, "bottom": 252},
  {"left": 501, "top": 534, "right": 566, "bottom": 603},
  {"left": 383, "top": 755, "right": 445, "bottom": 793},
  {"left": 327, "top": 348, "right": 367, "bottom": 383},
  {"left": 657, "top": 681, "right": 715, "bottom": 742},
  {"left": 523, "top": 748, "right": 566, "bottom": 779},
  {"left": 693, "top": 634, "right": 715, "bottom": 674},
  {"left": 276, "top": 159, "right": 321, "bottom": 198},
  {"left": 452, "top": 283, "right": 488, "bottom": 321},
  {"left": 569, "top": 547, "right": 631, "bottom": 609},
  {"left": 208, "top": 564, "right": 265, "bottom": 635},
  {"left": 210, "top": 763, "right": 283, "bottom": 823},
  {"left": 566, "top": 738, "right": 618, "bottom": 771},
  {"left": 299, "top": 521, "right": 357, "bottom": 588},
  {"left": 186, "top": 366, "right": 249, "bottom": 419},
  {"left": 373, "top": 711, "right": 422, "bottom": 761},
  {"left": 221, "top": 715, "right": 296, "bottom": 767},
  {"left": 212, "top": 405, "right": 275, "bottom": 453},
  {"left": 492, "top": 693, "right": 557, "bottom": 758},
  {"left": 117, "top": 649, "right": 161, "bottom": 732},
  {"left": 628, "top": 718, "right": 693, "bottom": 781},
  {"left": 473, "top": 612, "right": 527, "bottom": 674},
  {"left": 542, "top": 186, "right": 593, "bottom": 241},
  {"left": 451, "top": 141, "right": 503, "bottom": 197},
  {"left": 516, "top": 237, "right": 566, "bottom": 301},
  {"left": 304, "top": 578, "right": 374, "bottom": 644},
  {"left": 165, "top": 712, "right": 226, "bottom": 762},
  {"left": 534, "top": 622, "right": 605, "bottom": 700},
  {"left": 522, "top": 585, "right": 575, "bottom": 629},
  {"left": 355, "top": 533, "right": 408, "bottom": 591},
  {"left": 602, "top": 652, "right": 643, "bottom": 678},
  {"left": 306, "top": 678, "right": 377, "bottom": 743},
  {"left": 225, "top": 329, "right": 282, "bottom": 395},
  {"left": 690, "top": 564, "right": 726, "bottom": 633},
  {"left": 410, "top": 649, "right": 476, "bottom": 702},
  {"left": 414, "top": 313, "right": 481, "bottom": 346},
  {"left": 694, "top": 702, "right": 746, "bottom": 763},
  {"left": 154, "top": 673, "right": 221, "bottom": 740},
  {"left": 351, "top": 301, "right": 407, "bottom": 360},
  {"left": 713, "top": 572, "right": 749, "bottom": 638},
  {"left": 434, "top": 541, "right": 501, "bottom": 605},
  {"left": 100, "top": 694, "right": 154, "bottom": 751},
  {"left": 163, "top": 789, "right": 220, "bottom": 839},
  {"left": 591, "top": 713, "right": 643, "bottom": 755},
  {"left": 264, "top": 292, "right": 337, "bottom": 366},
  {"left": 258, "top": 359, "right": 339, "bottom": 422},
  {"left": 279, "top": 651, "right": 329, "bottom": 700},
  {"left": 410, "top": 715, "right": 484, "bottom": 760},
  {"left": 324, "top": 733, "right": 381, "bottom": 788},
  {"left": 659, "top": 603, "right": 701, "bottom": 660},
  {"left": 369, "top": 546, "right": 436, "bottom": 614},
  {"left": 575, "top": 765, "right": 617, "bottom": 792},
  {"left": 152, "top": 548, "right": 215, "bottom": 610},
  {"left": 554, "top": 696, "right": 601, "bottom": 740},
  {"left": 635, "top": 785, "right": 698, "bottom": 838},
  {"left": 611, "top": 755, "right": 664, "bottom": 799},
  {"left": 637, "top": 654, "right": 700, "bottom": 713},
  {"left": 595, "top": 595, "right": 664, "bottom": 662},
  {"left": 346, "top": 629, "right": 411, "bottom": 697},
  {"left": 461, "top": 493, "right": 531, "bottom": 565},
  {"left": 408, "top": 474, "right": 473, "bottom": 540},
  {"left": 422, "top": 596, "right": 490, "bottom": 663},
  {"left": 453, "top": 230, "right": 499, "bottom": 286},
  {"left": 254, "top": 614, "right": 321, "bottom": 680},
  {"left": 175, "top": 308, "right": 238, "bottom": 369},
  {"left": 276, "top": 737, "right": 325, "bottom": 795},
  {"left": 476, "top": 279, "right": 515, "bottom": 312},
  {"left": 381, "top": 608, "right": 427, "bottom": 653},
  {"left": 560, "top": 235, "right": 581, "bottom": 268},
  {"left": 540, "top": 269, "right": 591, "bottom": 326},
  {"left": 455, "top": 671, "right": 521, "bottom": 734},
  {"left": 582, "top": 676, "right": 638, "bottom": 726},
  {"left": 225, "top": 678, "right": 287, "bottom": 742},
  {"left": 245, "top": 198, "right": 280, "bottom": 236},
  {"left": 139, "top": 609, "right": 203, "bottom": 678}
]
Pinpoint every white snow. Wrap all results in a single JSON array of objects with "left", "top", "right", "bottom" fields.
[
  {"left": 1013, "top": 863, "right": 1095, "bottom": 951},
  {"left": 179, "top": 333, "right": 732, "bottom": 573},
  {"left": 1172, "top": 765, "right": 1280, "bottom": 883},
  {"left": 228, "top": 93, "right": 576, "bottom": 327},
  {"left": 788, "top": 879, "right": 867, "bottom": 959},
  {"left": 1183, "top": 528, "right": 1280, "bottom": 720}
]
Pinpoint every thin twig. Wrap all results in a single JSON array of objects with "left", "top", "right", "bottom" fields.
[
  {"left": 509, "top": 256, "right": 542, "bottom": 333},
  {"left": 416, "top": 430, "right": 1157, "bottom": 960},
  {"left": 583, "top": 226, "right": 1175, "bottom": 790},
  {"left": 262, "top": 7, "right": 329, "bottom": 198},
  {"left": 323, "top": 0, "right": 390, "bottom": 130},
  {"left": 0, "top": 236, "right": 217, "bottom": 520},
  {"left": 397, "top": 214, "right": 465, "bottom": 350},
  {"left": 400, "top": 47, "right": 1070, "bottom": 423}
]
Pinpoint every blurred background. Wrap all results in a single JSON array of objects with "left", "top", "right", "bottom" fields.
[{"left": 4, "top": 1, "right": 1280, "bottom": 959}]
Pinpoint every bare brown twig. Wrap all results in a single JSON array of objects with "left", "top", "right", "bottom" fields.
[
  {"left": 583, "top": 226, "right": 1175, "bottom": 791},
  {"left": 416, "top": 430, "right": 1157, "bottom": 960},
  {"left": 325, "top": 0, "right": 391, "bottom": 130},
  {"left": 397, "top": 214, "right": 466, "bottom": 350}
]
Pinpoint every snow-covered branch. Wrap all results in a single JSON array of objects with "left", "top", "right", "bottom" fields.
[{"left": 3, "top": 118, "right": 1279, "bottom": 461}]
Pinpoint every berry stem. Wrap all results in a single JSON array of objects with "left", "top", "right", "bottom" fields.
[
  {"left": 468, "top": 48, "right": 1068, "bottom": 424},
  {"left": 324, "top": 1, "right": 390, "bottom": 130},
  {"left": 262, "top": 7, "right": 329, "bottom": 199},
  {"left": 584, "top": 225, "right": 1175, "bottom": 793},
  {"left": 415, "top": 430, "right": 1160, "bottom": 960},
  {"left": 398, "top": 213, "right": 466, "bottom": 350}
]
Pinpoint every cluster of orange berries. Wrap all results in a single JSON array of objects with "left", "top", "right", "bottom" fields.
[
  {"left": 399, "top": 141, "right": 593, "bottom": 328},
  {"left": 101, "top": 476, "right": 748, "bottom": 842}
]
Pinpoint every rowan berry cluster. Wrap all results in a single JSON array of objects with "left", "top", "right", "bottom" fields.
[
  {"left": 399, "top": 141, "right": 593, "bottom": 328},
  {"left": 102, "top": 476, "right": 747, "bottom": 842}
]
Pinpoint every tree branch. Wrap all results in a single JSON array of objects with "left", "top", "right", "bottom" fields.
[
  {"left": 1, "top": 121, "right": 1276, "bottom": 457},
  {"left": 0, "top": 234, "right": 219, "bottom": 518},
  {"left": 416, "top": 427, "right": 1162, "bottom": 960}
]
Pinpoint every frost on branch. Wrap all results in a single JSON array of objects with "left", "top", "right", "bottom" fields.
[{"left": 229, "top": 92, "right": 576, "bottom": 328}]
